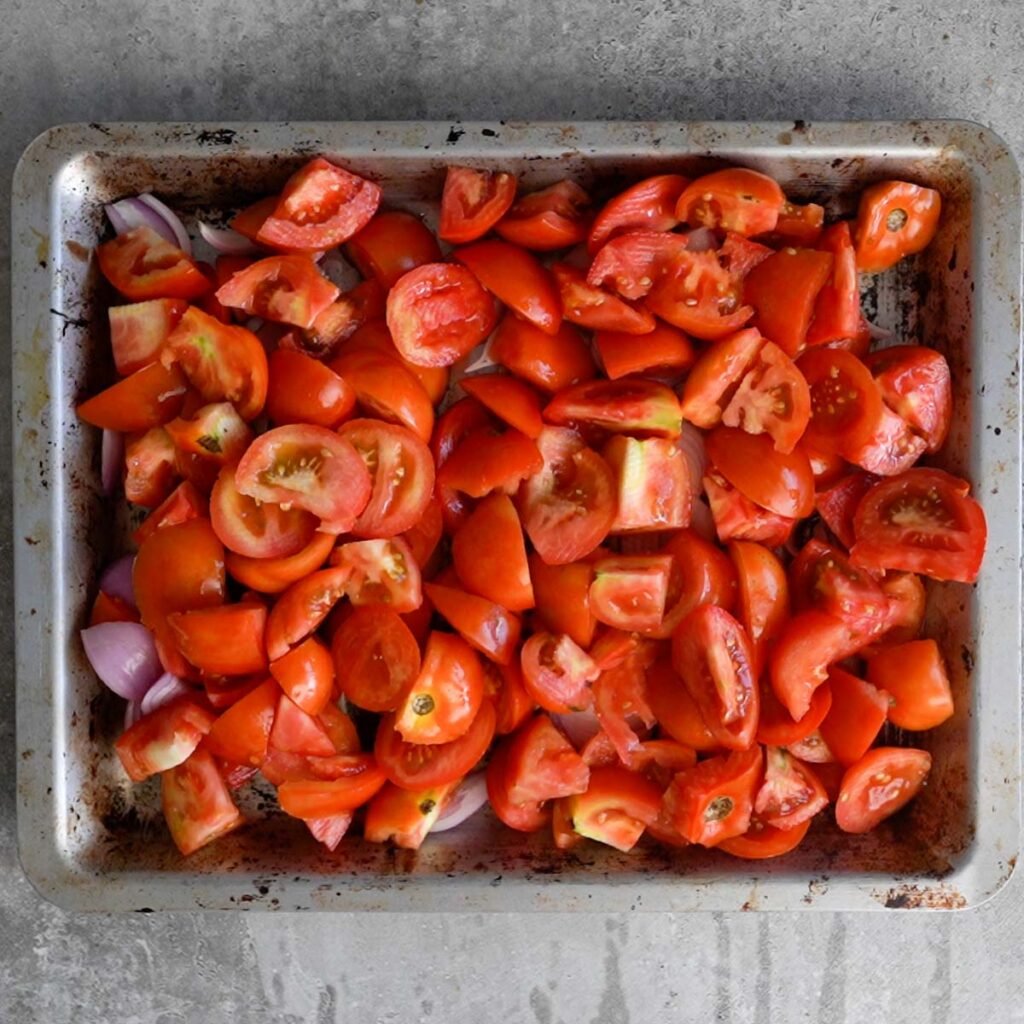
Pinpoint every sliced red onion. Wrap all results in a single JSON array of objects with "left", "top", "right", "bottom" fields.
[
  {"left": 124, "top": 700, "right": 144, "bottom": 731},
  {"left": 198, "top": 220, "right": 260, "bottom": 256},
  {"left": 685, "top": 226, "right": 719, "bottom": 252},
  {"left": 99, "top": 554, "right": 136, "bottom": 608},
  {"left": 690, "top": 496, "right": 717, "bottom": 543},
  {"left": 140, "top": 672, "right": 191, "bottom": 715},
  {"left": 677, "top": 421, "right": 708, "bottom": 484},
  {"left": 105, "top": 196, "right": 188, "bottom": 253},
  {"left": 136, "top": 194, "right": 192, "bottom": 255},
  {"left": 101, "top": 429, "right": 123, "bottom": 495},
  {"left": 552, "top": 708, "right": 602, "bottom": 749},
  {"left": 81, "top": 621, "right": 162, "bottom": 701},
  {"left": 430, "top": 773, "right": 489, "bottom": 833}
]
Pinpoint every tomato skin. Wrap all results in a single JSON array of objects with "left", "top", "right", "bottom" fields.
[
  {"left": 77, "top": 361, "right": 188, "bottom": 432},
  {"left": 225, "top": 531, "right": 336, "bottom": 595},
  {"left": 277, "top": 759, "right": 388, "bottom": 818},
  {"left": 296, "top": 280, "right": 386, "bottom": 359},
  {"left": 330, "top": 537, "right": 422, "bottom": 613},
  {"left": 653, "top": 529, "right": 738, "bottom": 640},
  {"left": 553, "top": 262, "right": 656, "bottom": 335},
  {"left": 520, "top": 632, "right": 600, "bottom": 714},
  {"left": 529, "top": 555, "right": 596, "bottom": 649},
  {"left": 363, "top": 780, "right": 456, "bottom": 849},
  {"left": 439, "top": 166, "right": 517, "bottom": 243},
  {"left": 257, "top": 158, "right": 382, "bottom": 251},
  {"left": 97, "top": 225, "right": 210, "bottom": 301},
  {"left": 754, "top": 746, "right": 829, "bottom": 829},
  {"left": 864, "top": 345, "right": 952, "bottom": 453},
  {"left": 677, "top": 168, "right": 784, "bottom": 237},
  {"left": 757, "top": 679, "right": 833, "bottom": 748},
  {"left": 347, "top": 210, "right": 442, "bottom": 287},
  {"left": 451, "top": 493, "right": 535, "bottom": 612},
  {"left": 544, "top": 378, "right": 683, "bottom": 439},
  {"left": 460, "top": 374, "right": 544, "bottom": 439},
  {"left": 265, "top": 349, "right": 355, "bottom": 429},
  {"left": 805, "top": 222, "right": 861, "bottom": 347},
  {"left": 339, "top": 319, "right": 449, "bottom": 406},
  {"left": 265, "top": 567, "right": 352, "bottom": 661},
  {"left": 115, "top": 699, "right": 217, "bottom": 782},
  {"left": 423, "top": 582, "right": 521, "bottom": 666},
  {"left": 817, "top": 667, "right": 888, "bottom": 765},
  {"left": 109, "top": 298, "right": 189, "bottom": 376},
  {"left": 161, "top": 748, "right": 243, "bottom": 855},
  {"left": 596, "top": 321, "right": 696, "bottom": 381},
  {"left": 728, "top": 541, "right": 790, "bottom": 676},
  {"left": 387, "top": 262, "right": 498, "bottom": 368},
  {"left": 835, "top": 746, "right": 931, "bottom": 833},
  {"left": 854, "top": 181, "right": 942, "bottom": 273},
  {"left": 484, "top": 659, "right": 536, "bottom": 736},
  {"left": 491, "top": 313, "right": 597, "bottom": 394},
  {"left": 588, "top": 174, "right": 689, "bottom": 253},
  {"left": 168, "top": 602, "right": 268, "bottom": 677},
  {"left": 496, "top": 180, "right": 592, "bottom": 251},
  {"left": 718, "top": 815, "right": 812, "bottom": 859},
  {"left": 437, "top": 427, "right": 542, "bottom": 499},
  {"left": 270, "top": 636, "right": 334, "bottom": 717},
  {"left": 850, "top": 469, "right": 987, "bottom": 583},
  {"left": 604, "top": 436, "right": 691, "bottom": 535},
  {"left": 486, "top": 741, "right": 549, "bottom": 832},
  {"left": 455, "top": 240, "right": 562, "bottom": 335},
  {"left": 567, "top": 765, "right": 663, "bottom": 852},
  {"left": 589, "top": 555, "right": 672, "bottom": 632},
  {"left": 865, "top": 639, "right": 952, "bottom": 731}
]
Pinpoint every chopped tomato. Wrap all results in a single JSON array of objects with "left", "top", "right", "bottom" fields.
[
  {"left": 728, "top": 541, "right": 789, "bottom": 676},
  {"left": 865, "top": 345, "right": 952, "bottom": 453},
  {"left": 817, "top": 667, "right": 889, "bottom": 765},
  {"left": 423, "top": 582, "right": 521, "bottom": 665},
  {"left": 769, "top": 200, "right": 825, "bottom": 247},
  {"left": 98, "top": 225, "right": 209, "bottom": 301},
  {"left": 604, "top": 436, "right": 691, "bottom": 534},
  {"left": 544, "top": 378, "right": 682, "bottom": 438},
  {"left": 676, "top": 168, "right": 784, "bottom": 236},
  {"left": 277, "top": 758, "right": 387, "bottom": 818},
  {"left": 268, "top": 693, "right": 336, "bottom": 757},
  {"left": 401, "top": 496, "right": 444, "bottom": 573},
  {"left": 596, "top": 321, "right": 696, "bottom": 381},
  {"left": 485, "top": 659, "right": 536, "bottom": 736},
  {"left": 437, "top": 427, "right": 542, "bottom": 498},
  {"left": 168, "top": 602, "right": 267, "bottom": 677},
  {"left": 588, "top": 173, "right": 688, "bottom": 253},
  {"left": 845, "top": 400, "right": 928, "bottom": 477},
  {"left": 265, "top": 349, "right": 355, "bottom": 429},
  {"left": 591, "top": 645, "right": 657, "bottom": 763},
  {"left": 89, "top": 590, "right": 139, "bottom": 626},
  {"left": 865, "top": 639, "right": 952, "bottom": 731},
  {"left": 520, "top": 632, "right": 600, "bottom": 713},
  {"left": 229, "top": 195, "right": 278, "bottom": 241},
  {"left": 332, "top": 605, "right": 420, "bottom": 713},
  {"left": 165, "top": 402, "right": 253, "bottom": 465},
  {"left": 215, "top": 255, "right": 338, "bottom": 328},
  {"left": 704, "top": 471, "right": 798, "bottom": 547},
  {"left": 432, "top": 397, "right": 493, "bottom": 534},
  {"left": 124, "top": 428, "right": 178, "bottom": 508},
  {"left": 589, "top": 555, "right": 672, "bottom": 632},
  {"left": 718, "top": 815, "right": 812, "bottom": 859},
  {"left": 566, "top": 765, "right": 662, "bottom": 852},
  {"left": 680, "top": 327, "right": 765, "bottom": 429},
  {"left": 297, "top": 279, "right": 387, "bottom": 358},
  {"left": 745, "top": 248, "right": 833, "bottom": 356},
  {"left": 460, "top": 374, "right": 544, "bottom": 439},
  {"left": 485, "top": 741, "right": 548, "bottom": 832},
  {"left": 529, "top": 555, "right": 597, "bottom": 649},
  {"left": 587, "top": 230, "right": 690, "bottom": 299},
  {"left": 553, "top": 262, "right": 655, "bottom": 334},
  {"left": 364, "top": 780, "right": 456, "bottom": 849},
  {"left": 854, "top": 181, "right": 941, "bottom": 273},
  {"left": 805, "top": 222, "right": 861, "bottom": 346},
  {"left": 347, "top": 210, "right": 442, "bottom": 287},
  {"left": 439, "top": 166, "right": 517, "bottom": 243},
  {"left": 109, "top": 298, "right": 189, "bottom": 375},
  {"left": 224, "top": 530, "right": 335, "bottom": 595},
  {"left": 115, "top": 698, "right": 216, "bottom": 782},
  {"left": 496, "top": 180, "right": 592, "bottom": 250},
  {"left": 331, "top": 537, "right": 422, "bottom": 613},
  {"left": 264, "top": 566, "right": 352, "bottom": 661},
  {"left": 203, "top": 678, "right": 280, "bottom": 766},
  {"left": 789, "top": 539, "right": 888, "bottom": 635},
  {"left": 815, "top": 470, "right": 879, "bottom": 550},
  {"left": 754, "top": 746, "right": 829, "bottom": 829},
  {"left": 653, "top": 528, "right": 739, "bottom": 639},
  {"left": 835, "top": 746, "right": 931, "bottom": 833},
  {"left": 876, "top": 572, "right": 927, "bottom": 643},
  {"left": 491, "top": 313, "right": 597, "bottom": 394},
  {"left": 270, "top": 636, "right": 334, "bottom": 717},
  {"left": 77, "top": 361, "right": 188, "bottom": 433},
  {"left": 161, "top": 748, "right": 243, "bottom": 855},
  {"left": 756, "top": 678, "right": 832, "bottom": 747},
  {"left": 501, "top": 714, "right": 591, "bottom": 807}
]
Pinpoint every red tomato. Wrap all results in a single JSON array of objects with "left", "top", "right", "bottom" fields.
[
  {"left": 485, "top": 741, "right": 548, "bottom": 833},
  {"left": 162, "top": 306, "right": 268, "bottom": 421},
  {"left": 77, "top": 361, "right": 188, "bottom": 432},
  {"left": 704, "top": 472, "right": 798, "bottom": 547},
  {"left": 496, "top": 180, "right": 592, "bottom": 251},
  {"left": 277, "top": 758, "right": 387, "bottom": 817},
  {"left": 490, "top": 313, "right": 597, "bottom": 393},
  {"left": 604, "top": 436, "right": 691, "bottom": 535},
  {"left": 265, "top": 349, "right": 355, "bottom": 428},
  {"left": 644, "top": 658, "right": 718, "bottom": 752},
  {"left": 770, "top": 200, "right": 825, "bottom": 247},
  {"left": 865, "top": 639, "right": 952, "bottom": 731},
  {"left": 423, "top": 582, "right": 521, "bottom": 665},
  {"left": 363, "top": 780, "right": 457, "bottom": 849},
  {"left": 876, "top": 572, "right": 927, "bottom": 643},
  {"left": 451, "top": 493, "right": 534, "bottom": 611},
  {"left": 437, "top": 427, "right": 542, "bottom": 499},
  {"left": 754, "top": 746, "right": 829, "bottom": 829},
  {"left": 165, "top": 402, "right": 253, "bottom": 465},
  {"left": 706, "top": 426, "right": 814, "bottom": 519},
  {"left": 529, "top": 555, "right": 596, "bottom": 648},
  {"left": 235, "top": 424, "right": 371, "bottom": 534},
  {"left": 89, "top": 590, "right": 138, "bottom": 626},
  {"left": 347, "top": 210, "right": 442, "bottom": 287},
  {"left": 115, "top": 698, "right": 216, "bottom": 782},
  {"left": 161, "top": 748, "right": 243, "bottom": 855},
  {"left": 789, "top": 539, "right": 884, "bottom": 628},
  {"left": 386, "top": 262, "right": 497, "bottom": 367},
  {"left": 588, "top": 174, "right": 689, "bottom": 253},
  {"left": 331, "top": 605, "right": 421, "bottom": 712},
  {"left": 566, "top": 765, "right": 663, "bottom": 852},
  {"left": 109, "top": 298, "right": 189, "bottom": 375},
  {"left": 215, "top": 255, "right": 338, "bottom": 328},
  {"left": 591, "top": 645, "right": 658, "bottom": 764},
  {"left": 676, "top": 168, "right": 784, "bottom": 236},
  {"left": 204, "top": 678, "right": 279, "bottom": 766},
  {"left": 729, "top": 541, "right": 790, "bottom": 676},
  {"left": 835, "top": 747, "right": 931, "bottom": 833},
  {"left": 265, "top": 567, "right": 352, "bottom": 661},
  {"left": 552, "top": 262, "right": 656, "bottom": 334},
  {"left": 587, "top": 230, "right": 691, "bottom": 300},
  {"left": 298, "top": 279, "right": 387, "bottom": 358},
  {"left": 680, "top": 327, "right": 765, "bottom": 429},
  {"left": 518, "top": 427, "right": 616, "bottom": 565},
  {"left": 653, "top": 529, "right": 739, "bottom": 640},
  {"left": 431, "top": 397, "right": 493, "bottom": 534},
  {"left": 375, "top": 700, "right": 496, "bottom": 790},
  {"left": 854, "top": 181, "right": 942, "bottom": 273},
  {"left": 168, "top": 602, "right": 267, "bottom": 676},
  {"left": 229, "top": 195, "right": 278, "bottom": 241},
  {"left": 756, "top": 679, "right": 833, "bottom": 747},
  {"left": 744, "top": 248, "right": 834, "bottom": 356},
  {"left": 484, "top": 659, "right": 536, "bottom": 736},
  {"left": 123, "top": 428, "right": 176, "bottom": 508},
  {"left": 596, "top": 321, "right": 696, "bottom": 381},
  {"left": 329, "top": 537, "right": 421, "bottom": 613},
  {"left": 865, "top": 345, "right": 952, "bottom": 453},
  {"left": 520, "top": 632, "right": 600, "bottom": 714},
  {"left": 718, "top": 816, "right": 811, "bottom": 859},
  {"left": 589, "top": 555, "right": 672, "bottom": 632},
  {"left": 401, "top": 496, "right": 444, "bottom": 573},
  {"left": 815, "top": 470, "right": 879, "bottom": 550},
  {"left": 501, "top": 714, "right": 590, "bottom": 806},
  {"left": 672, "top": 605, "right": 759, "bottom": 750},
  {"left": 270, "top": 636, "right": 334, "bottom": 716},
  {"left": 268, "top": 693, "right": 336, "bottom": 757},
  {"left": 850, "top": 469, "right": 987, "bottom": 583},
  {"left": 817, "top": 667, "right": 889, "bottom": 765},
  {"left": 97, "top": 225, "right": 209, "bottom": 301},
  {"left": 544, "top": 378, "right": 682, "bottom": 439},
  {"left": 455, "top": 240, "right": 562, "bottom": 335},
  {"left": 645, "top": 250, "right": 753, "bottom": 341},
  {"left": 460, "top": 374, "right": 544, "bottom": 439},
  {"left": 338, "top": 319, "right": 449, "bottom": 406},
  {"left": 718, "top": 231, "right": 774, "bottom": 276},
  {"left": 439, "top": 166, "right": 517, "bottom": 243},
  {"left": 395, "top": 631, "right": 485, "bottom": 744},
  {"left": 662, "top": 746, "right": 763, "bottom": 846},
  {"left": 338, "top": 418, "right": 435, "bottom": 538},
  {"left": 805, "top": 222, "right": 861, "bottom": 347},
  {"left": 225, "top": 531, "right": 336, "bottom": 595},
  {"left": 256, "top": 158, "right": 381, "bottom": 251}
]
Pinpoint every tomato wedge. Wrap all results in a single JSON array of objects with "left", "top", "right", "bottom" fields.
[
  {"left": 77, "top": 361, "right": 188, "bottom": 433},
  {"left": 552, "top": 262, "right": 655, "bottom": 335},
  {"left": 676, "top": 168, "right": 784, "bottom": 236},
  {"left": 97, "top": 225, "right": 209, "bottom": 301},
  {"left": 168, "top": 602, "right": 268, "bottom": 676},
  {"left": 215, "top": 255, "right": 339, "bottom": 328},
  {"left": 277, "top": 758, "right": 387, "bottom": 817},
  {"left": 331, "top": 537, "right": 422, "bottom": 613},
  {"left": 332, "top": 605, "right": 421, "bottom": 713},
  {"left": 544, "top": 378, "right": 682, "bottom": 439},
  {"left": 603, "top": 436, "right": 691, "bottom": 534},
  {"left": 423, "top": 583, "right": 521, "bottom": 666},
  {"left": 588, "top": 174, "right": 689, "bottom": 253},
  {"left": 265, "top": 566, "right": 352, "bottom": 661},
  {"left": 854, "top": 181, "right": 942, "bottom": 273},
  {"left": 529, "top": 556, "right": 597, "bottom": 649},
  {"left": 566, "top": 765, "right": 663, "bottom": 852},
  {"left": 835, "top": 747, "right": 931, "bottom": 833},
  {"left": 460, "top": 374, "right": 544, "bottom": 439},
  {"left": 817, "top": 667, "right": 889, "bottom": 765},
  {"left": 225, "top": 531, "right": 336, "bottom": 595},
  {"left": 718, "top": 816, "right": 811, "bottom": 859},
  {"left": 161, "top": 748, "right": 243, "bottom": 855},
  {"left": 496, "top": 180, "right": 592, "bottom": 251},
  {"left": 729, "top": 540, "right": 790, "bottom": 676},
  {"left": 115, "top": 699, "right": 217, "bottom": 782},
  {"left": 745, "top": 248, "right": 833, "bottom": 357},
  {"left": 346, "top": 210, "right": 442, "bottom": 287},
  {"left": 439, "top": 166, "right": 517, "bottom": 243},
  {"left": 491, "top": 314, "right": 597, "bottom": 393},
  {"left": 437, "top": 427, "right": 542, "bottom": 499},
  {"left": 596, "top": 321, "right": 696, "bottom": 381},
  {"left": 587, "top": 230, "right": 691, "bottom": 300},
  {"left": 265, "top": 348, "right": 355, "bottom": 429},
  {"left": 203, "top": 678, "right": 279, "bottom": 766},
  {"left": 109, "top": 298, "right": 189, "bottom": 376},
  {"left": 865, "top": 345, "right": 952, "bottom": 453},
  {"left": 589, "top": 555, "right": 672, "bottom": 632},
  {"left": 805, "top": 222, "right": 861, "bottom": 347},
  {"left": 520, "top": 632, "right": 600, "bottom": 714},
  {"left": 865, "top": 639, "right": 953, "bottom": 731},
  {"left": 364, "top": 780, "right": 456, "bottom": 849},
  {"left": 754, "top": 746, "right": 829, "bottom": 829},
  {"left": 270, "top": 635, "right": 334, "bottom": 717}
]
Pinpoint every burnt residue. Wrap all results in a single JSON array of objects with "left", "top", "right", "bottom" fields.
[
  {"left": 49, "top": 308, "right": 89, "bottom": 335},
  {"left": 445, "top": 126, "right": 465, "bottom": 145},
  {"left": 879, "top": 884, "right": 967, "bottom": 910},
  {"left": 195, "top": 128, "right": 238, "bottom": 146},
  {"left": 961, "top": 644, "right": 976, "bottom": 673}
]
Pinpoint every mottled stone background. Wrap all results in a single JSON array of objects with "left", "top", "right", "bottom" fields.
[{"left": 1, "top": 1, "right": 1022, "bottom": 1021}]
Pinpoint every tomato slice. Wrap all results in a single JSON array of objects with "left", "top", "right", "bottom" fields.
[
  {"left": 815, "top": 470, "right": 879, "bottom": 550},
  {"left": 423, "top": 583, "right": 521, "bottom": 666},
  {"left": 705, "top": 426, "right": 814, "bottom": 519},
  {"left": 77, "top": 360, "right": 188, "bottom": 432},
  {"left": 835, "top": 746, "right": 931, "bottom": 833},
  {"left": 587, "top": 230, "right": 691, "bottom": 299},
  {"left": 347, "top": 210, "right": 442, "bottom": 287},
  {"left": 566, "top": 765, "right": 663, "bottom": 852},
  {"left": 455, "top": 240, "right": 562, "bottom": 335},
  {"left": 386, "top": 262, "right": 497, "bottom": 367},
  {"left": 97, "top": 225, "right": 210, "bottom": 301},
  {"left": 375, "top": 700, "right": 496, "bottom": 791},
  {"left": 168, "top": 602, "right": 268, "bottom": 676},
  {"left": 589, "top": 555, "right": 672, "bottom": 632},
  {"left": 529, "top": 555, "right": 596, "bottom": 649},
  {"left": 496, "top": 180, "right": 592, "bottom": 251},
  {"left": 756, "top": 679, "right": 833, "bottom": 747},
  {"left": 865, "top": 345, "right": 952, "bottom": 453},
  {"left": 265, "top": 566, "right": 351, "bottom": 661},
  {"left": 451, "top": 493, "right": 534, "bottom": 612},
  {"left": 235, "top": 424, "right": 371, "bottom": 534},
  {"left": 662, "top": 746, "right": 763, "bottom": 846},
  {"left": 676, "top": 168, "right": 784, "bottom": 236},
  {"left": 865, "top": 638, "right": 952, "bottom": 731},
  {"left": 718, "top": 815, "right": 812, "bottom": 859},
  {"left": 704, "top": 471, "right": 798, "bottom": 547},
  {"left": 680, "top": 327, "right": 765, "bottom": 429},
  {"left": 161, "top": 747, "right": 243, "bottom": 855},
  {"left": 552, "top": 262, "right": 655, "bottom": 335},
  {"left": 490, "top": 313, "right": 597, "bottom": 393},
  {"left": 520, "top": 632, "right": 600, "bottom": 713},
  {"left": 338, "top": 418, "right": 435, "bottom": 538},
  {"left": 754, "top": 746, "right": 829, "bottom": 829},
  {"left": 770, "top": 200, "right": 826, "bottom": 247},
  {"left": 460, "top": 374, "right": 544, "bottom": 439},
  {"left": 331, "top": 605, "right": 420, "bottom": 713},
  {"left": 519, "top": 427, "right": 616, "bottom": 565},
  {"left": 225, "top": 530, "right": 335, "bottom": 595},
  {"left": 596, "top": 321, "right": 696, "bottom": 381},
  {"left": 277, "top": 758, "right": 387, "bottom": 818},
  {"left": 215, "top": 254, "right": 338, "bottom": 328},
  {"left": 204, "top": 678, "right": 279, "bottom": 766},
  {"left": 817, "top": 667, "right": 889, "bottom": 765},
  {"left": 854, "top": 181, "right": 942, "bottom": 273},
  {"left": 265, "top": 348, "right": 355, "bottom": 429},
  {"left": 544, "top": 378, "right": 682, "bottom": 439},
  {"left": 256, "top": 158, "right": 381, "bottom": 251},
  {"left": 439, "top": 166, "right": 517, "bottom": 243},
  {"left": 805, "top": 222, "right": 861, "bottom": 347},
  {"left": 394, "top": 631, "right": 485, "bottom": 744},
  {"left": 850, "top": 468, "right": 987, "bottom": 583},
  {"left": 603, "top": 436, "right": 691, "bottom": 534},
  {"left": 437, "top": 427, "right": 542, "bottom": 499},
  {"left": 728, "top": 541, "right": 790, "bottom": 677},
  {"left": 588, "top": 174, "right": 689, "bottom": 253},
  {"left": 115, "top": 698, "right": 216, "bottom": 782},
  {"left": 671, "top": 605, "right": 759, "bottom": 751},
  {"left": 109, "top": 298, "right": 189, "bottom": 375},
  {"left": 364, "top": 780, "right": 457, "bottom": 849}
]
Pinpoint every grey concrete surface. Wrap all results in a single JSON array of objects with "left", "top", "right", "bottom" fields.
[{"left": 1, "top": 1, "right": 1022, "bottom": 1021}]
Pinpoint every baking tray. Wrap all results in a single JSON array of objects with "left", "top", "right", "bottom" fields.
[{"left": 11, "top": 121, "right": 1022, "bottom": 912}]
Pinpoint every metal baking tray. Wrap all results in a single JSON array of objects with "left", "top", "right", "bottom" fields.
[{"left": 12, "top": 121, "right": 1022, "bottom": 912}]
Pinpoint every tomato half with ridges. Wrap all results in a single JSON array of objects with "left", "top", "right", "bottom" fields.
[
  {"left": 816, "top": 667, "right": 888, "bottom": 765},
  {"left": 439, "top": 166, "right": 517, "bottom": 243},
  {"left": 265, "top": 348, "right": 355, "bottom": 429},
  {"left": 460, "top": 374, "right": 544, "bottom": 439},
  {"left": 588, "top": 174, "right": 689, "bottom": 253},
  {"left": 520, "top": 632, "right": 600, "bottom": 714},
  {"left": 754, "top": 746, "right": 829, "bottom": 829},
  {"left": 115, "top": 698, "right": 217, "bottom": 782},
  {"left": 235, "top": 424, "right": 371, "bottom": 534},
  {"left": 77, "top": 361, "right": 189, "bottom": 433},
  {"left": 728, "top": 541, "right": 790, "bottom": 676},
  {"left": 496, "top": 180, "right": 592, "bottom": 251},
  {"left": 544, "top": 378, "right": 682, "bottom": 439},
  {"left": 97, "top": 225, "right": 210, "bottom": 302},
  {"left": 552, "top": 262, "right": 656, "bottom": 334},
  {"left": 346, "top": 209, "right": 442, "bottom": 287},
  {"left": 589, "top": 555, "right": 673, "bottom": 632},
  {"left": 168, "top": 602, "right": 268, "bottom": 677},
  {"left": 671, "top": 605, "right": 759, "bottom": 751},
  {"left": 676, "top": 168, "right": 784, "bottom": 236},
  {"left": 853, "top": 181, "right": 941, "bottom": 273},
  {"left": 835, "top": 746, "right": 931, "bottom": 833},
  {"left": 363, "top": 780, "right": 457, "bottom": 849},
  {"left": 215, "top": 254, "right": 339, "bottom": 328},
  {"left": 566, "top": 765, "right": 663, "bottom": 852},
  {"left": 490, "top": 313, "right": 597, "bottom": 393},
  {"left": 805, "top": 222, "right": 861, "bottom": 347},
  {"left": 109, "top": 298, "right": 189, "bottom": 376},
  {"left": 161, "top": 747, "right": 243, "bottom": 855},
  {"left": 225, "top": 530, "right": 336, "bottom": 595},
  {"left": 529, "top": 555, "right": 596, "bottom": 649},
  {"left": 603, "top": 436, "right": 691, "bottom": 534},
  {"left": 849, "top": 468, "right": 987, "bottom": 583},
  {"left": 864, "top": 345, "right": 952, "bottom": 453},
  {"left": 596, "top": 321, "right": 696, "bottom": 381}
]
